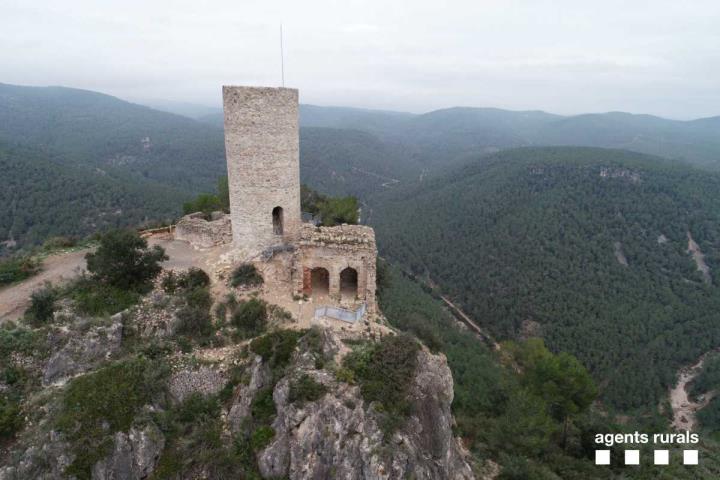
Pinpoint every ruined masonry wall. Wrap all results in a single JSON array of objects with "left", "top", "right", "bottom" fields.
[
  {"left": 223, "top": 86, "right": 301, "bottom": 255},
  {"left": 175, "top": 213, "right": 232, "bottom": 248}
]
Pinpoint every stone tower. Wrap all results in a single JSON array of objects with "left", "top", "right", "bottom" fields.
[{"left": 222, "top": 86, "right": 301, "bottom": 254}]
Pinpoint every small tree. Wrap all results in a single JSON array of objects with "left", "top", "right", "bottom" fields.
[{"left": 85, "top": 229, "right": 167, "bottom": 291}]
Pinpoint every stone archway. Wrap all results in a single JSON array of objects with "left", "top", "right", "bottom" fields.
[
  {"left": 340, "top": 267, "right": 358, "bottom": 299},
  {"left": 311, "top": 267, "right": 330, "bottom": 296}
]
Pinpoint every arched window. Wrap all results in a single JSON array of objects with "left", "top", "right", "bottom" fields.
[
  {"left": 272, "top": 206, "right": 283, "bottom": 235},
  {"left": 311, "top": 267, "right": 330, "bottom": 295},
  {"left": 340, "top": 267, "right": 358, "bottom": 298}
]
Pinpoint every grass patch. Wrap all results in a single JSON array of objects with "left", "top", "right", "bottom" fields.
[
  {"left": 0, "top": 256, "right": 40, "bottom": 286},
  {"left": 66, "top": 276, "right": 141, "bottom": 316},
  {"left": 250, "top": 426, "right": 275, "bottom": 450}
]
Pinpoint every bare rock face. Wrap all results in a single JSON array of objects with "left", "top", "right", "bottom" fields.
[
  {"left": 91, "top": 423, "right": 165, "bottom": 480},
  {"left": 227, "top": 355, "right": 272, "bottom": 432},
  {"left": 42, "top": 315, "right": 123, "bottom": 386},
  {"left": 0, "top": 431, "right": 72, "bottom": 480},
  {"left": 233, "top": 330, "right": 474, "bottom": 480}
]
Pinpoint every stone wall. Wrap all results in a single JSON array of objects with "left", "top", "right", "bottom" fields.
[
  {"left": 223, "top": 86, "right": 301, "bottom": 256},
  {"left": 293, "top": 224, "right": 377, "bottom": 315},
  {"left": 175, "top": 212, "right": 232, "bottom": 248}
]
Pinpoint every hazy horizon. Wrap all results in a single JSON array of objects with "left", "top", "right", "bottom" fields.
[{"left": 3, "top": 0, "right": 720, "bottom": 120}]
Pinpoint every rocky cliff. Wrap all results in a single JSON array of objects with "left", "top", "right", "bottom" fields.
[{"left": 0, "top": 280, "right": 475, "bottom": 480}]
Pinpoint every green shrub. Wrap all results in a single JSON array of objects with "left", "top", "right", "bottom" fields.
[
  {"left": 163, "top": 268, "right": 211, "bottom": 294},
  {"left": 0, "top": 256, "right": 40, "bottom": 286},
  {"left": 249, "top": 330, "right": 303, "bottom": 372},
  {"left": 250, "top": 388, "right": 276, "bottom": 423},
  {"left": 232, "top": 299, "right": 267, "bottom": 338},
  {"left": 289, "top": 374, "right": 328, "bottom": 404},
  {"left": 42, "top": 236, "right": 77, "bottom": 251},
  {"left": 342, "top": 334, "right": 419, "bottom": 436},
  {"left": 57, "top": 357, "right": 167, "bottom": 479},
  {"left": 250, "top": 426, "right": 275, "bottom": 451},
  {"left": 183, "top": 193, "right": 223, "bottom": 217},
  {"left": 68, "top": 278, "right": 140, "bottom": 316},
  {"left": 0, "top": 327, "right": 41, "bottom": 364},
  {"left": 176, "top": 305, "right": 213, "bottom": 338},
  {"left": 25, "top": 283, "right": 57, "bottom": 326},
  {"left": 176, "top": 393, "right": 221, "bottom": 424},
  {"left": 85, "top": 229, "right": 167, "bottom": 291},
  {"left": 318, "top": 196, "right": 359, "bottom": 226},
  {"left": 300, "top": 184, "right": 359, "bottom": 226},
  {"left": 0, "top": 395, "right": 22, "bottom": 441},
  {"left": 230, "top": 264, "right": 263, "bottom": 288}
]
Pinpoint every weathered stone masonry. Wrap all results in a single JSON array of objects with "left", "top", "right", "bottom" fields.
[
  {"left": 223, "top": 86, "right": 302, "bottom": 255},
  {"left": 293, "top": 224, "right": 377, "bottom": 315},
  {"left": 178, "top": 85, "right": 378, "bottom": 320}
]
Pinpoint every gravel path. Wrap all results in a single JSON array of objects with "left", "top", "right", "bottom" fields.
[{"left": 0, "top": 239, "right": 220, "bottom": 323}]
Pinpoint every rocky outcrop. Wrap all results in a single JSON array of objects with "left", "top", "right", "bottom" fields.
[
  {"left": 91, "top": 423, "right": 165, "bottom": 480},
  {"left": 42, "top": 315, "right": 123, "bottom": 386},
  {"left": 233, "top": 330, "right": 474, "bottom": 480},
  {"left": 228, "top": 355, "right": 272, "bottom": 432},
  {"left": 0, "top": 431, "right": 72, "bottom": 480}
]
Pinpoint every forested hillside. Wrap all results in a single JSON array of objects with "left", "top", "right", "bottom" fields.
[
  {"left": 0, "top": 84, "right": 414, "bottom": 250},
  {"left": 0, "top": 83, "right": 226, "bottom": 193},
  {"left": 371, "top": 147, "right": 720, "bottom": 411},
  {"left": 0, "top": 143, "right": 184, "bottom": 253}
]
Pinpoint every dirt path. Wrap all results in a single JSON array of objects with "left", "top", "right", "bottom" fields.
[
  {"left": 670, "top": 352, "right": 718, "bottom": 431},
  {"left": 0, "top": 239, "right": 228, "bottom": 323},
  {"left": 440, "top": 295, "right": 500, "bottom": 350},
  {"left": 0, "top": 250, "right": 89, "bottom": 322}
]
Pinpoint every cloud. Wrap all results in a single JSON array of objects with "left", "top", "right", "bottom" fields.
[{"left": 1, "top": 0, "right": 719, "bottom": 118}]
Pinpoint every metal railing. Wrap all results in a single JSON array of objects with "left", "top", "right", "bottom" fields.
[{"left": 314, "top": 303, "right": 366, "bottom": 323}]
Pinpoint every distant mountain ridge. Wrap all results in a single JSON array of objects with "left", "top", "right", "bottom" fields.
[{"left": 3, "top": 81, "right": 720, "bottom": 252}]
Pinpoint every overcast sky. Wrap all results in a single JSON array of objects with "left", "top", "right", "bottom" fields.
[{"left": 3, "top": 0, "right": 720, "bottom": 119}]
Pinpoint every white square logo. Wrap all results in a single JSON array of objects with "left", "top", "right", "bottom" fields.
[
  {"left": 654, "top": 450, "right": 669, "bottom": 465},
  {"left": 683, "top": 450, "right": 698, "bottom": 465},
  {"left": 595, "top": 450, "right": 610, "bottom": 465},
  {"left": 625, "top": 450, "right": 640, "bottom": 465}
]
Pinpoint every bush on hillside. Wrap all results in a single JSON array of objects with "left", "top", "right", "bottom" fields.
[
  {"left": 25, "top": 283, "right": 57, "bottom": 326},
  {"left": 85, "top": 229, "right": 167, "bottom": 291},
  {"left": 230, "top": 264, "right": 263, "bottom": 288},
  {"left": 231, "top": 298, "right": 267, "bottom": 338}
]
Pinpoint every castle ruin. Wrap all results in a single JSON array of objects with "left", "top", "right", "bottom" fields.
[{"left": 176, "top": 86, "right": 377, "bottom": 321}]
